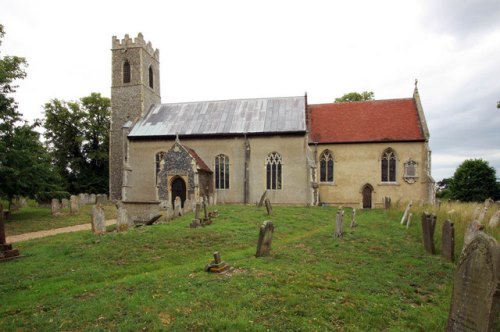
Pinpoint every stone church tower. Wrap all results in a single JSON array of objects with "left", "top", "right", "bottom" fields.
[{"left": 110, "top": 33, "right": 161, "bottom": 200}]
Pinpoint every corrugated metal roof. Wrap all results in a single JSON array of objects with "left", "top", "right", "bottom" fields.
[{"left": 128, "top": 96, "right": 306, "bottom": 137}]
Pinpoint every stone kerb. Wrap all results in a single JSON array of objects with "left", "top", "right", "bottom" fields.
[{"left": 447, "top": 232, "right": 500, "bottom": 331}]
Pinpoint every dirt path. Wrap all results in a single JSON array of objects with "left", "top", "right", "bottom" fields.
[{"left": 6, "top": 219, "right": 117, "bottom": 243}]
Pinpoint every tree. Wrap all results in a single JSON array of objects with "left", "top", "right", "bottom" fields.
[
  {"left": 436, "top": 177, "right": 452, "bottom": 199},
  {"left": 335, "top": 91, "right": 374, "bottom": 103},
  {"left": 42, "top": 93, "right": 110, "bottom": 194},
  {"left": 449, "top": 159, "right": 497, "bottom": 202}
]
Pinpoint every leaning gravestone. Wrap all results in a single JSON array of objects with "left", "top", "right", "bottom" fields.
[
  {"left": 421, "top": 213, "right": 437, "bottom": 254},
  {"left": 91, "top": 204, "right": 106, "bottom": 234},
  {"left": 447, "top": 232, "right": 500, "bottom": 331},
  {"left": 489, "top": 210, "right": 500, "bottom": 228},
  {"left": 70, "top": 195, "right": 79, "bottom": 214},
  {"left": 258, "top": 190, "right": 267, "bottom": 207},
  {"left": 334, "top": 209, "right": 344, "bottom": 239},
  {"left": 400, "top": 201, "right": 413, "bottom": 225},
  {"left": 256, "top": 220, "right": 274, "bottom": 257},
  {"left": 51, "top": 198, "right": 60, "bottom": 216},
  {"left": 264, "top": 198, "right": 273, "bottom": 216},
  {"left": 441, "top": 220, "right": 455, "bottom": 262}
]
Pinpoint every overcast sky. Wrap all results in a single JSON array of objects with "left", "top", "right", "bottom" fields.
[{"left": 1, "top": 0, "right": 500, "bottom": 181}]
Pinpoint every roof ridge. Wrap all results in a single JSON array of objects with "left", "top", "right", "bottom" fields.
[
  {"left": 155, "top": 95, "right": 305, "bottom": 106},
  {"left": 309, "top": 97, "right": 414, "bottom": 107}
]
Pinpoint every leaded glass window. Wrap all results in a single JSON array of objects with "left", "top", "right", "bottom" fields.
[
  {"left": 320, "top": 150, "right": 334, "bottom": 182},
  {"left": 215, "top": 154, "right": 230, "bottom": 189},
  {"left": 266, "top": 152, "right": 282, "bottom": 190}
]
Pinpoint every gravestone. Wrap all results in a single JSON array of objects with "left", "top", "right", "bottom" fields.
[
  {"left": 258, "top": 190, "right": 267, "bottom": 207},
  {"left": 91, "top": 204, "right": 106, "bottom": 234},
  {"left": 190, "top": 203, "right": 202, "bottom": 228},
  {"left": 350, "top": 209, "right": 357, "bottom": 228},
  {"left": 264, "top": 198, "right": 273, "bottom": 216},
  {"left": 400, "top": 201, "right": 413, "bottom": 225},
  {"left": 61, "top": 198, "right": 69, "bottom": 209},
  {"left": 421, "top": 213, "right": 437, "bottom": 254},
  {"left": 478, "top": 207, "right": 488, "bottom": 223},
  {"left": 406, "top": 212, "right": 413, "bottom": 229},
  {"left": 464, "top": 220, "right": 483, "bottom": 249},
  {"left": 89, "top": 194, "right": 97, "bottom": 205},
  {"left": 334, "top": 209, "right": 344, "bottom": 239},
  {"left": 383, "top": 196, "right": 391, "bottom": 210},
  {"left": 202, "top": 200, "right": 212, "bottom": 226},
  {"left": 70, "top": 195, "right": 79, "bottom": 214},
  {"left": 485, "top": 198, "right": 494, "bottom": 209},
  {"left": 51, "top": 198, "right": 60, "bottom": 216},
  {"left": 472, "top": 206, "right": 481, "bottom": 220},
  {"left": 447, "top": 232, "right": 500, "bottom": 331},
  {"left": 204, "top": 251, "right": 230, "bottom": 273},
  {"left": 0, "top": 203, "right": 20, "bottom": 261},
  {"left": 174, "top": 196, "right": 182, "bottom": 217},
  {"left": 441, "top": 220, "right": 455, "bottom": 262},
  {"left": 116, "top": 201, "right": 133, "bottom": 232},
  {"left": 489, "top": 210, "right": 500, "bottom": 228},
  {"left": 256, "top": 220, "right": 274, "bottom": 257}
]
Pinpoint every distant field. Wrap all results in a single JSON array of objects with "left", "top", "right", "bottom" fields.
[{"left": 1, "top": 205, "right": 456, "bottom": 331}]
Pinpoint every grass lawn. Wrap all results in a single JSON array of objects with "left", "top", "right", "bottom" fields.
[{"left": 0, "top": 205, "right": 455, "bottom": 331}]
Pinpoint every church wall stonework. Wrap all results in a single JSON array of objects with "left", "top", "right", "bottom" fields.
[{"left": 315, "top": 141, "right": 433, "bottom": 207}]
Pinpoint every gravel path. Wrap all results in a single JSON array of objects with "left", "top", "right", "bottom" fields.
[{"left": 6, "top": 219, "right": 117, "bottom": 243}]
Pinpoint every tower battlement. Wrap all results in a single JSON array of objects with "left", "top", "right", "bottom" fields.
[{"left": 112, "top": 33, "right": 159, "bottom": 60}]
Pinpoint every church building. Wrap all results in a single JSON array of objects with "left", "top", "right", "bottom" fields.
[{"left": 110, "top": 33, "right": 435, "bottom": 209}]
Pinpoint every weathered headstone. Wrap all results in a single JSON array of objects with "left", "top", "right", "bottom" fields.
[
  {"left": 489, "top": 210, "right": 500, "bottom": 228},
  {"left": 463, "top": 220, "right": 483, "bottom": 249},
  {"left": 89, "top": 194, "right": 97, "bottom": 205},
  {"left": 400, "top": 201, "right": 413, "bottom": 225},
  {"left": 201, "top": 200, "right": 212, "bottom": 226},
  {"left": 258, "top": 190, "right": 267, "bottom": 207},
  {"left": 485, "top": 198, "right": 494, "bottom": 209},
  {"left": 0, "top": 203, "right": 20, "bottom": 261},
  {"left": 478, "top": 207, "right": 488, "bottom": 223},
  {"left": 383, "top": 196, "right": 391, "bottom": 210},
  {"left": 174, "top": 196, "right": 182, "bottom": 217},
  {"left": 91, "top": 204, "right": 106, "bottom": 234},
  {"left": 51, "top": 198, "right": 60, "bottom": 216},
  {"left": 441, "top": 220, "right": 455, "bottom": 262},
  {"left": 350, "top": 209, "right": 357, "bottom": 228},
  {"left": 204, "top": 251, "right": 230, "bottom": 273},
  {"left": 256, "top": 220, "right": 274, "bottom": 257},
  {"left": 116, "top": 201, "right": 133, "bottom": 232},
  {"left": 421, "top": 213, "right": 437, "bottom": 254},
  {"left": 61, "top": 198, "right": 69, "bottom": 209},
  {"left": 70, "top": 195, "right": 79, "bottom": 214},
  {"left": 447, "top": 232, "right": 500, "bottom": 331},
  {"left": 472, "top": 206, "right": 481, "bottom": 220},
  {"left": 83, "top": 193, "right": 90, "bottom": 205},
  {"left": 406, "top": 212, "right": 413, "bottom": 229},
  {"left": 264, "top": 198, "right": 273, "bottom": 216},
  {"left": 334, "top": 209, "right": 344, "bottom": 239},
  {"left": 190, "top": 203, "right": 202, "bottom": 228}
]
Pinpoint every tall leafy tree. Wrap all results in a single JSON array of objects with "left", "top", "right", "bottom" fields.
[
  {"left": 42, "top": 93, "right": 110, "bottom": 194},
  {"left": 335, "top": 91, "right": 374, "bottom": 103},
  {"left": 449, "top": 159, "right": 497, "bottom": 202}
]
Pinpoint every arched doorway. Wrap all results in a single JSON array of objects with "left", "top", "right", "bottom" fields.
[
  {"left": 171, "top": 177, "right": 186, "bottom": 208},
  {"left": 362, "top": 184, "right": 373, "bottom": 209}
]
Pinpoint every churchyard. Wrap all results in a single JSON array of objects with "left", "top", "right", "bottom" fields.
[{"left": 1, "top": 202, "right": 499, "bottom": 330}]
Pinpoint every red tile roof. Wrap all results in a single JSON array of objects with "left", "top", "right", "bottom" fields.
[
  {"left": 186, "top": 147, "right": 213, "bottom": 173},
  {"left": 308, "top": 98, "right": 426, "bottom": 144}
]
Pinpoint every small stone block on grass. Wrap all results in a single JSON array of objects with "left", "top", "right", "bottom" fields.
[{"left": 204, "top": 251, "right": 230, "bottom": 273}]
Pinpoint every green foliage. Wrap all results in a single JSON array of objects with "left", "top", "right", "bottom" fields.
[
  {"left": 42, "top": 93, "right": 110, "bottom": 194},
  {"left": 34, "top": 191, "right": 70, "bottom": 204},
  {"left": 335, "top": 91, "right": 374, "bottom": 103},
  {"left": 436, "top": 178, "right": 452, "bottom": 199},
  {"left": 0, "top": 206, "right": 453, "bottom": 330},
  {"left": 449, "top": 159, "right": 497, "bottom": 202}
]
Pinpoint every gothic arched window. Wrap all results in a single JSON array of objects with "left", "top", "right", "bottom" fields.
[
  {"left": 215, "top": 154, "right": 230, "bottom": 189},
  {"left": 148, "top": 65, "right": 154, "bottom": 89},
  {"left": 266, "top": 152, "right": 282, "bottom": 190},
  {"left": 320, "top": 150, "right": 334, "bottom": 182},
  {"left": 381, "top": 148, "right": 396, "bottom": 182},
  {"left": 123, "top": 61, "right": 131, "bottom": 83}
]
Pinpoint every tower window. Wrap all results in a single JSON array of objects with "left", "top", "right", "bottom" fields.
[
  {"left": 148, "top": 65, "right": 154, "bottom": 88},
  {"left": 266, "top": 152, "right": 282, "bottom": 190},
  {"left": 381, "top": 148, "right": 396, "bottom": 182},
  {"left": 215, "top": 154, "right": 230, "bottom": 189},
  {"left": 123, "top": 61, "right": 131, "bottom": 83}
]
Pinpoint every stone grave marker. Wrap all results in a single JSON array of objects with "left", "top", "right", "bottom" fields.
[
  {"left": 400, "top": 201, "right": 413, "bottom": 225},
  {"left": 89, "top": 194, "right": 97, "bottom": 205},
  {"left": 116, "top": 201, "right": 133, "bottom": 232},
  {"left": 202, "top": 200, "right": 212, "bottom": 226},
  {"left": 447, "top": 232, "right": 500, "bottom": 331},
  {"left": 256, "top": 220, "right": 274, "bottom": 257},
  {"left": 383, "top": 196, "right": 391, "bottom": 210},
  {"left": 406, "top": 212, "right": 413, "bottom": 229},
  {"left": 91, "top": 204, "right": 106, "bottom": 234},
  {"left": 334, "top": 209, "right": 344, "bottom": 239},
  {"left": 421, "top": 213, "right": 437, "bottom": 254},
  {"left": 350, "top": 209, "right": 357, "bottom": 228},
  {"left": 0, "top": 203, "right": 20, "bottom": 261},
  {"left": 441, "top": 220, "right": 455, "bottom": 262},
  {"left": 204, "top": 251, "right": 230, "bottom": 273},
  {"left": 489, "top": 210, "right": 500, "bottom": 228},
  {"left": 485, "top": 198, "right": 494, "bottom": 209},
  {"left": 258, "top": 190, "right": 267, "bottom": 207},
  {"left": 478, "top": 207, "right": 488, "bottom": 223},
  {"left": 463, "top": 220, "right": 483, "bottom": 249},
  {"left": 61, "top": 198, "right": 69, "bottom": 209},
  {"left": 174, "top": 196, "right": 182, "bottom": 217},
  {"left": 190, "top": 203, "right": 202, "bottom": 228},
  {"left": 264, "top": 198, "right": 273, "bottom": 216},
  {"left": 51, "top": 198, "right": 60, "bottom": 216},
  {"left": 472, "top": 206, "right": 481, "bottom": 220},
  {"left": 70, "top": 195, "right": 79, "bottom": 214}
]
